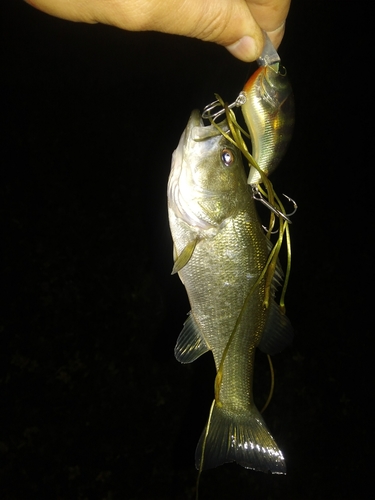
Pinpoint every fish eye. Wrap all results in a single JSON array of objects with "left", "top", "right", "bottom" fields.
[{"left": 221, "top": 148, "right": 235, "bottom": 167}]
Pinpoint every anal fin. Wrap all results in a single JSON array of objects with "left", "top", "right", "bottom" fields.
[{"left": 174, "top": 313, "right": 210, "bottom": 363}]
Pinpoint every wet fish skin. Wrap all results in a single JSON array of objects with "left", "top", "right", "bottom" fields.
[{"left": 167, "top": 110, "right": 292, "bottom": 473}]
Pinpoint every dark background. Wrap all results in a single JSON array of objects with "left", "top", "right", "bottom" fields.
[{"left": 1, "top": 1, "right": 372, "bottom": 499}]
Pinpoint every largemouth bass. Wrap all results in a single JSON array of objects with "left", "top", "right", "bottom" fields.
[{"left": 167, "top": 110, "right": 293, "bottom": 473}]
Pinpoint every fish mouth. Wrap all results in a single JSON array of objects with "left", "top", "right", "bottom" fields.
[
  {"left": 185, "top": 109, "right": 204, "bottom": 144},
  {"left": 187, "top": 110, "right": 229, "bottom": 145},
  {"left": 171, "top": 110, "right": 203, "bottom": 166},
  {"left": 187, "top": 109, "right": 204, "bottom": 130}
]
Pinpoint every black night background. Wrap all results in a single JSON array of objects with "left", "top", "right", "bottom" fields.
[{"left": 1, "top": 1, "right": 372, "bottom": 499}]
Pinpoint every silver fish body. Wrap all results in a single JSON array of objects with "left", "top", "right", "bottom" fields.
[
  {"left": 241, "top": 64, "right": 294, "bottom": 185},
  {"left": 167, "top": 110, "right": 292, "bottom": 473}
]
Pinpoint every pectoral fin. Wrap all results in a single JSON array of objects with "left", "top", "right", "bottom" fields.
[
  {"left": 171, "top": 237, "right": 199, "bottom": 274},
  {"left": 174, "top": 313, "right": 210, "bottom": 363},
  {"left": 258, "top": 299, "right": 293, "bottom": 355}
]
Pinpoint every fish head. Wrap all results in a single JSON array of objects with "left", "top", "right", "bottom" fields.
[{"left": 168, "top": 110, "right": 248, "bottom": 230}]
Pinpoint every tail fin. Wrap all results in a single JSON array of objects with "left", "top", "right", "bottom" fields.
[{"left": 195, "top": 402, "right": 286, "bottom": 474}]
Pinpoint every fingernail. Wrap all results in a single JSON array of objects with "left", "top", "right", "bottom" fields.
[
  {"left": 266, "top": 23, "right": 286, "bottom": 50},
  {"left": 226, "top": 36, "right": 260, "bottom": 62}
]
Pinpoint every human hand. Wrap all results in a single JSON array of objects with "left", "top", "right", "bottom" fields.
[{"left": 25, "top": 0, "right": 291, "bottom": 62}]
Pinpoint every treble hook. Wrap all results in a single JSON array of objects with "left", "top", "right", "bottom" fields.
[
  {"left": 282, "top": 193, "right": 298, "bottom": 217},
  {"left": 252, "top": 187, "right": 297, "bottom": 225},
  {"left": 262, "top": 223, "right": 279, "bottom": 235},
  {"left": 202, "top": 92, "right": 247, "bottom": 122}
]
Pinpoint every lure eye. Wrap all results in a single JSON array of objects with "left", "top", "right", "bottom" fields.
[{"left": 221, "top": 148, "right": 235, "bottom": 167}]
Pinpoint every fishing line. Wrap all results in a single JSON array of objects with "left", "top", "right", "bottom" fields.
[
  {"left": 280, "top": 222, "right": 292, "bottom": 314},
  {"left": 195, "top": 399, "right": 215, "bottom": 500}
]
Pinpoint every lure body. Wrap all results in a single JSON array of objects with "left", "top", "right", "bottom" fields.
[{"left": 241, "top": 64, "right": 294, "bottom": 185}]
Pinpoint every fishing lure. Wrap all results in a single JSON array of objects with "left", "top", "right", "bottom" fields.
[
  {"left": 241, "top": 33, "right": 295, "bottom": 186},
  {"left": 202, "top": 32, "right": 296, "bottom": 312}
]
